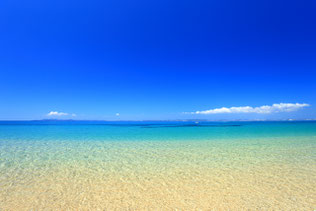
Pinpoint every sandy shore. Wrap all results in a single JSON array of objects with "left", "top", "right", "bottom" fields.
[{"left": 1, "top": 161, "right": 315, "bottom": 210}]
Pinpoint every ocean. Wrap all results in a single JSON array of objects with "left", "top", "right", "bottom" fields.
[{"left": 0, "top": 121, "right": 315, "bottom": 209}]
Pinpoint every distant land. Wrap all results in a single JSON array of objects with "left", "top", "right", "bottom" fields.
[{"left": 0, "top": 119, "right": 316, "bottom": 122}]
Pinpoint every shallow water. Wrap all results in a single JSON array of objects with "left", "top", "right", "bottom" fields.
[{"left": 0, "top": 121, "right": 315, "bottom": 210}]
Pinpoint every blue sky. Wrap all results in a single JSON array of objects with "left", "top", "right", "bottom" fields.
[{"left": 0, "top": 0, "right": 315, "bottom": 120}]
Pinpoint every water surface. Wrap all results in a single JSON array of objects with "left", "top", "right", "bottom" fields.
[{"left": 0, "top": 121, "right": 315, "bottom": 209}]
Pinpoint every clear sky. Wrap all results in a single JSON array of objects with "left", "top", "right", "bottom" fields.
[{"left": 0, "top": 0, "right": 315, "bottom": 120}]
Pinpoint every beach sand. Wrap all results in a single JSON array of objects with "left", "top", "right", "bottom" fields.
[{"left": 1, "top": 137, "right": 315, "bottom": 210}]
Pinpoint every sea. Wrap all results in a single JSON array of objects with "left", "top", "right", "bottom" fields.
[{"left": 0, "top": 121, "right": 315, "bottom": 209}]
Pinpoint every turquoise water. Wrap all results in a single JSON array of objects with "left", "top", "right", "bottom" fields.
[
  {"left": 1, "top": 121, "right": 316, "bottom": 141},
  {"left": 0, "top": 121, "right": 315, "bottom": 209}
]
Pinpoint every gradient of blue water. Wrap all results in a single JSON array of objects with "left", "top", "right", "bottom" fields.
[
  {"left": 1, "top": 121, "right": 316, "bottom": 142},
  {"left": 1, "top": 121, "right": 316, "bottom": 209}
]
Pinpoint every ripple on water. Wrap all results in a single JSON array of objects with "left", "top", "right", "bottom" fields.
[{"left": 0, "top": 133, "right": 316, "bottom": 209}]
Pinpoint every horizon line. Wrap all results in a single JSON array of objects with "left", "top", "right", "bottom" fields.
[{"left": 0, "top": 119, "right": 316, "bottom": 122}]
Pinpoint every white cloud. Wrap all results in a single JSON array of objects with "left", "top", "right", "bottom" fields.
[
  {"left": 188, "top": 103, "right": 310, "bottom": 114},
  {"left": 47, "top": 111, "right": 70, "bottom": 116}
]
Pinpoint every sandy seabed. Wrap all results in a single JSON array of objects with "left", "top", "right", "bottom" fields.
[
  {"left": 1, "top": 137, "right": 315, "bottom": 210},
  {"left": 1, "top": 163, "right": 315, "bottom": 210}
]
